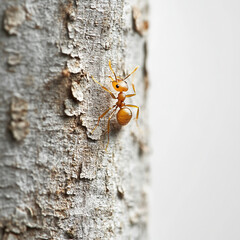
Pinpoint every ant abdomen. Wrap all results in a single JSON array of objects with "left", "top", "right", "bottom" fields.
[{"left": 117, "top": 107, "right": 132, "bottom": 125}]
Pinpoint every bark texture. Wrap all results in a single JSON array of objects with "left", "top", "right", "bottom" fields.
[{"left": 0, "top": 1, "right": 149, "bottom": 239}]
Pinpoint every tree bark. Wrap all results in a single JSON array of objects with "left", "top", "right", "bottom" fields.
[{"left": 0, "top": 1, "right": 149, "bottom": 239}]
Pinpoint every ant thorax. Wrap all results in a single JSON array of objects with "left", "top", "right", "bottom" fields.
[{"left": 118, "top": 92, "right": 126, "bottom": 102}]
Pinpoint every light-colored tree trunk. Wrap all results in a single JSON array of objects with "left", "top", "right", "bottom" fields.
[{"left": 0, "top": 1, "right": 149, "bottom": 239}]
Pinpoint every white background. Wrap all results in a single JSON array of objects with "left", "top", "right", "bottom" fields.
[{"left": 148, "top": 0, "right": 240, "bottom": 239}]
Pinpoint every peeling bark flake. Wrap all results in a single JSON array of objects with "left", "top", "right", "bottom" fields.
[
  {"left": 7, "top": 53, "right": 22, "bottom": 66},
  {"left": 9, "top": 96, "right": 29, "bottom": 141},
  {"left": 67, "top": 59, "right": 82, "bottom": 74},
  {"left": 61, "top": 44, "right": 73, "bottom": 55},
  {"left": 62, "top": 68, "right": 71, "bottom": 77},
  {"left": 2, "top": 233, "right": 19, "bottom": 240},
  {"left": 71, "top": 81, "right": 83, "bottom": 102},
  {"left": 64, "top": 98, "right": 84, "bottom": 117},
  {"left": 80, "top": 160, "right": 97, "bottom": 180},
  {"left": 132, "top": 6, "right": 149, "bottom": 36},
  {"left": 3, "top": 6, "right": 26, "bottom": 35},
  {"left": 117, "top": 185, "right": 124, "bottom": 199}
]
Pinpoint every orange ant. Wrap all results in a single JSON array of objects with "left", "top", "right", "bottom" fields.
[{"left": 91, "top": 60, "right": 139, "bottom": 150}]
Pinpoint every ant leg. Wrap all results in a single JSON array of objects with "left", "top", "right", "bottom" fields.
[
  {"left": 109, "top": 60, "right": 117, "bottom": 79},
  {"left": 126, "top": 83, "right": 136, "bottom": 97},
  {"left": 105, "top": 107, "right": 117, "bottom": 151},
  {"left": 125, "top": 104, "right": 139, "bottom": 126},
  {"left": 91, "top": 106, "right": 114, "bottom": 134},
  {"left": 91, "top": 76, "right": 116, "bottom": 99},
  {"left": 126, "top": 92, "right": 136, "bottom": 98},
  {"left": 126, "top": 70, "right": 138, "bottom": 98}
]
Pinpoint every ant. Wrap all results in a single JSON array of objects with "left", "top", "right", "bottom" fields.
[{"left": 91, "top": 60, "right": 139, "bottom": 150}]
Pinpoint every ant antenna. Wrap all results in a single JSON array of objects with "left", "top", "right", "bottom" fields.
[
  {"left": 108, "top": 76, "right": 114, "bottom": 82},
  {"left": 124, "top": 66, "right": 139, "bottom": 80},
  {"left": 109, "top": 60, "right": 117, "bottom": 80}
]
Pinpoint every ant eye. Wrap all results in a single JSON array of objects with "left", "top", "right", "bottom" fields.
[{"left": 116, "top": 84, "right": 119, "bottom": 88}]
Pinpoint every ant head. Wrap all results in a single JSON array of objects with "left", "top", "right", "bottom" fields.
[
  {"left": 108, "top": 60, "right": 138, "bottom": 92},
  {"left": 112, "top": 79, "right": 128, "bottom": 92}
]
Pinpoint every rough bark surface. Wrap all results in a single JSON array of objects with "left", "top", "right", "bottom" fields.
[{"left": 0, "top": 1, "right": 149, "bottom": 239}]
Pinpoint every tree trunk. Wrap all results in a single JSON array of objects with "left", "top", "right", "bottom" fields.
[{"left": 0, "top": 1, "right": 149, "bottom": 239}]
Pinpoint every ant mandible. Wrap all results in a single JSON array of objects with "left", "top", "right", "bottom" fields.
[{"left": 91, "top": 60, "right": 139, "bottom": 150}]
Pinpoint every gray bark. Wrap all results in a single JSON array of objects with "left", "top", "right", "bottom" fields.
[{"left": 0, "top": 1, "right": 149, "bottom": 239}]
